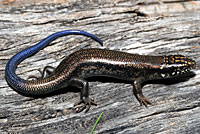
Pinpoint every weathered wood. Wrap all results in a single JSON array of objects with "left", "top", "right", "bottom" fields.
[{"left": 0, "top": 0, "right": 200, "bottom": 133}]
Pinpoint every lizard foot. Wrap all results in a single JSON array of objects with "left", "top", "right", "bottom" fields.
[
  {"left": 74, "top": 98, "right": 97, "bottom": 113},
  {"left": 135, "top": 93, "right": 152, "bottom": 107}
]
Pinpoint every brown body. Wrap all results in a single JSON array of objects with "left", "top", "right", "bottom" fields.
[{"left": 7, "top": 48, "right": 196, "bottom": 112}]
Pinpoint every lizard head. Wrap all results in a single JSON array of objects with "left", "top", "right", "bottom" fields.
[{"left": 159, "top": 55, "right": 196, "bottom": 78}]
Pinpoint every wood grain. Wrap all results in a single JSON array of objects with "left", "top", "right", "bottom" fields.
[{"left": 0, "top": 0, "right": 200, "bottom": 133}]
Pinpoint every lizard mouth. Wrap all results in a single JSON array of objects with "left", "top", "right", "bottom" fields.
[{"left": 189, "top": 59, "right": 196, "bottom": 69}]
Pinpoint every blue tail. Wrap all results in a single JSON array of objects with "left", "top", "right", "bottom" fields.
[{"left": 5, "top": 30, "right": 103, "bottom": 87}]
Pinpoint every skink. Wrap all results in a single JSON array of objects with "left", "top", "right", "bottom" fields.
[{"left": 5, "top": 30, "right": 196, "bottom": 112}]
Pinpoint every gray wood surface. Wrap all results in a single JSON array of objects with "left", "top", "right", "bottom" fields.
[{"left": 0, "top": 0, "right": 200, "bottom": 133}]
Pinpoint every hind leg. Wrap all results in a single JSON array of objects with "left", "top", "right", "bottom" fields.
[
  {"left": 27, "top": 66, "right": 55, "bottom": 80},
  {"left": 69, "top": 77, "right": 97, "bottom": 113}
]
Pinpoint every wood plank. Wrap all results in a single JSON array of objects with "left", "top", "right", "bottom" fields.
[{"left": 0, "top": 0, "right": 200, "bottom": 133}]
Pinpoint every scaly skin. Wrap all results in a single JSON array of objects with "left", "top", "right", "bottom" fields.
[{"left": 5, "top": 30, "right": 196, "bottom": 112}]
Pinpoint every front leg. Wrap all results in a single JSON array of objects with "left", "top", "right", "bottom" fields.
[
  {"left": 133, "top": 77, "right": 152, "bottom": 106},
  {"left": 69, "top": 78, "right": 97, "bottom": 113}
]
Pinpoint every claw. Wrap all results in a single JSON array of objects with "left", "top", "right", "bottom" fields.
[
  {"left": 75, "top": 104, "right": 87, "bottom": 113},
  {"left": 74, "top": 100, "right": 84, "bottom": 107},
  {"left": 136, "top": 93, "right": 152, "bottom": 107},
  {"left": 74, "top": 98, "right": 97, "bottom": 113}
]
